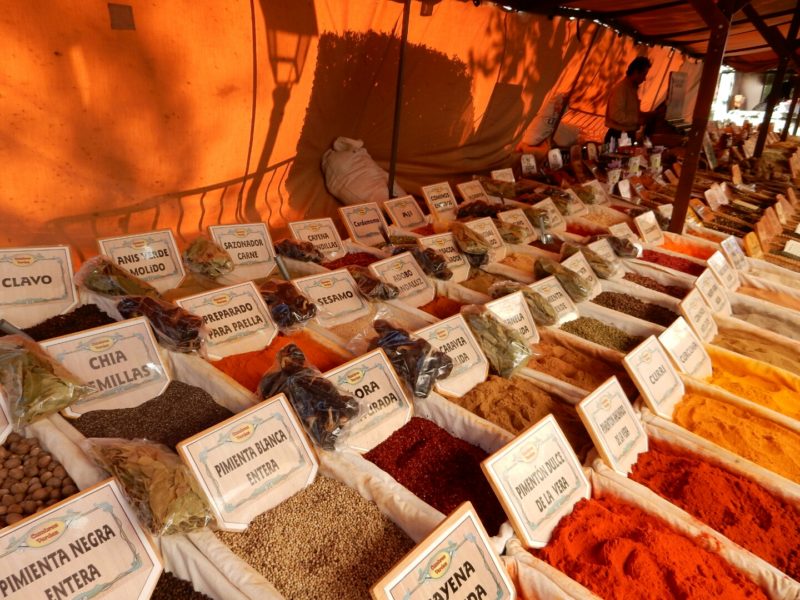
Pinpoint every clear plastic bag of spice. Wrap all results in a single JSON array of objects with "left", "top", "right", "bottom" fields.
[
  {"left": 182, "top": 236, "right": 234, "bottom": 279},
  {"left": 461, "top": 305, "right": 531, "bottom": 378},
  {"left": 534, "top": 258, "right": 592, "bottom": 303},
  {"left": 390, "top": 246, "right": 453, "bottom": 280},
  {"left": 75, "top": 256, "right": 161, "bottom": 298},
  {"left": 274, "top": 239, "right": 324, "bottom": 263},
  {"left": 117, "top": 295, "right": 208, "bottom": 355},
  {"left": 0, "top": 335, "right": 91, "bottom": 429},
  {"left": 561, "top": 243, "right": 621, "bottom": 280},
  {"left": 258, "top": 344, "right": 360, "bottom": 450},
  {"left": 450, "top": 222, "right": 490, "bottom": 267},
  {"left": 82, "top": 437, "right": 215, "bottom": 535},
  {"left": 258, "top": 279, "right": 318, "bottom": 333},
  {"left": 488, "top": 281, "right": 558, "bottom": 326},
  {"left": 345, "top": 265, "right": 400, "bottom": 301}
]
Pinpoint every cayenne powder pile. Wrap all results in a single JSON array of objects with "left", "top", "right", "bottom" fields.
[
  {"left": 364, "top": 417, "right": 506, "bottom": 534},
  {"left": 322, "top": 252, "right": 379, "bottom": 270},
  {"left": 659, "top": 237, "right": 716, "bottom": 260},
  {"left": 537, "top": 495, "right": 768, "bottom": 600},
  {"left": 640, "top": 249, "right": 705, "bottom": 276},
  {"left": 622, "top": 272, "right": 688, "bottom": 299},
  {"left": 418, "top": 296, "right": 464, "bottom": 319},
  {"left": 630, "top": 438, "right": 800, "bottom": 580}
]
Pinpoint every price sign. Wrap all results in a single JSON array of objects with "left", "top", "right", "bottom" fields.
[
  {"left": 491, "top": 168, "right": 515, "bottom": 183},
  {"left": 456, "top": 180, "right": 491, "bottom": 204},
  {"left": 384, "top": 196, "right": 427, "bottom": 230},
  {"left": 664, "top": 169, "right": 679, "bottom": 184},
  {"left": 418, "top": 233, "right": 470, "bottom": 282},
  {"left": 464, "top": 217, "right": 507, "bottom": 261},
  {"left": 623, "top": 336, "right": 684, "bottom": 419},
  {"left": 521, "top": 154, "right": 537, "bottom": 175},
  {"left": 607, "top": 222, "right": 640, "bottom": 243},
  {"left": 627, "top": 155, "right": 641, "bottom": 176},
  {"left": 324, "top": 350, "right": 412, "bottom": 453},
  {"left": 370, "top": 252, "right": 435, "bottom": 308},
  {"left": 586, "top": 143, "right": 598, "bottom": 161},
  {"left": 721, "top": 236, "right": 747, "bottom": 271},
  {"left": 531, "top": 198, "right": 566, "bottom": 232},
  {"left": 695, "top": 269, "right": 731, "bottom": 316},
  {"left": 679, "top": 288, "right": 717, "bottom": 343},
  {"left": 657, "top": 204, "right": 673, "bottom": 222},
  {"left": 650, "top": 153, "right": 662, "bottom": 173},
  {"left": 706, "top": 251, "right": 739, "bottom": 290},
  {"left": 731, "top": 164, "right": 742, "bottom": 185},
  {"left": 42, "top": 318, "right": 170, "bottom": 417},
  {"left": 176, "top": 282, "right": 277, "bottom": 359},
  {"left": 658, "top": 317, "right": 712, "bottom": 379},
  {"left": 561, "top": 252, "right": 601, "bottom": 298},
  {"left": 0, "top": 246, "right": 78, "bottom": 329},
  {"left": 607, "top": 168, "right": 622, "bottom": 190},
  {"left": 633, "top": 211, "right": 665, "bottom": 245},
  {"left": 617, "top": 179, "right": 633, "bottom": 200},
  {"left": 339, "top": 202, "right": 389, "bottom": 247},
  {"left": 422, "top": 182, "right": 458, "bottom": 221},
  {"left": 293, "top": 270, "right": 371, "bottom": 328},
  {"left": 528, "top": 277, "right": 578, "bottom": 325},
  {"left": 486, "top": 292, "right": 539, "bottom": 345},
  {"left": 178, "top": 394, "right": 318, "bottom": 531},
  {"left": 547, "top": 149, "right": 564, "bottom": 169},
  {"left": 371, "top": 503, "right": 515, "bottom": 600},
  {"left": 784, "top": 239, "right": 800, "bottom": 259},
  {"left": 587, "top": 239, "right": 617, "bottom": 264},
  {"left": 577, "top": 377, "right": 648, "bottom": 475},
  {"left": 209, "top": 223, "right": 276, "bottom": 280},
  {"left": 289, "top": 218, "right": 346, "bottom": 261},
  {"left": 98, "top": 229, "right": 185, "bottom": 293},
  {"left": 0, "top": 479, "right": 162, "bottom": 600},
  {"left": 497, "top": 209, "right": 537, "bottom": 244},
  {"left": 415, "top": 315, "right": 489, "bottom": 397},
  {"left": 481, "top": 415, "right": 590, "bottom": 548}
]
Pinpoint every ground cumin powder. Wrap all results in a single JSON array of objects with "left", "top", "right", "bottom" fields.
[
  {"left": 712, "top": 325, "right": 800, "bottom": 376},
  {"left": 673, "top": 394, "right": 800, "bottom": 483},
  {"left": 630, "top": 439, "right": 800, "bottom": 580},
  {"left": 537, "top": 495, "right": 768, "bottom": 600}
]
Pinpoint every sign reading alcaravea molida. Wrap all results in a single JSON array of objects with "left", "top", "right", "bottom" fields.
[
  {"left": 292, "top": 270, "right": 371, "bottom": 328},
  {"left": 176, "top": 282, "right": 276, "bottom": 359},
  {"left": 338, "top": 202, "right": 389, "bottom": 247},
  {"left": 97, "top": 230, "right": 185, "bottom": 293},
  {"left": 0, "top": 246, "right": 78, "bottom": 330},
  {"left": 208, "top": 223, "right": 276, "bottom": 280},
  {"left": 178, "top": 394, "right": 318, "bottom": 532},
  {"left": 288, "top": 218, "right": 346, "bottom": 261},
  {"left": 481, "top": 415, "right": 590, "bottom": 548},
  {"left": 41, "top": 317, "right": 169, "bottom": 417},
  {"left": 369, "top": 252, "right": 435, "bottom": 308},
  {"left": 0, "top": 479, "right": 162, "bottom": 600},
  {"left": 370, "top": 503, "right": 515, "bottom": 600},
  {"left": 324, "top": 350, "right": 412, "bottom": 453},
  {"left": 623, "top": 336, "right": 684, "bottom": 419}
]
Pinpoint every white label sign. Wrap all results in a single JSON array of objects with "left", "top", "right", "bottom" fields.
[
  {"left": 415, "top": 315, "right": 489, "bottom": 397},
  {"left": 695, "top": 269, "right": 731, "bottom": 316},
  {"left": 418, "top": 233, "right": 470, "bottom": 282},
  {"left": 371, "top": 503, "right": 515, "bottom": 600},
  {"left": 531, "top": 198, "right": 566, "bottom": 232},
  {"left": 658, "top": 317, "right": 712, "bottom": 379},
  {"left": 0, "top": 390, "right": 11, "bottom": 445},
  {"left": 731, "top": 163, "right": 742, "bottom": 185},
  {"left": 208, "top": 223, "right": 276, "bottom": 280},
  {"left": 324, "top": 350, "right": 412, "bottom": 453},
  {"left": 607, "top": 168, "right": 622, "bottom": 189},
  {"left": 176, "top": 282, "right": 277, "bottom": 359},
  {"left": 0, "top": 479, "right": 162, "bottom": 600},
  {"left": 178, "top": 394, "right": 318, "bottom": 531},
  {"left": 521, "top": 154, "right": 537, "bottom": 175},
  {"left": 617, "top": 179, "right": 632, "bottom": 199},
  {"left": 650, "top": 153, "right": 662, "bottom": 173},
  {"left": 529, "top": 277, "right": 578, "bottom": 325},
  {"left": 497, "top": 209, "right": 537, "bottom": 244},
  {"left": 384, "top": 196, "right": 427, "bottom": 230},
  {"left": 464, "top": 217, "right": 507, "bottom": 261},
  {"left": 456, "top": 180, "right": 491, "bottom": 204},
  {"left": 42, "top": 318, "right": 170, "bottom": 417},
  {"left": 581, "top": 180, "right": 610, "bottom": 205},
  {"left": 706, "top": 251, "right": 739, "bottom": 291},
  {"left": 608, "top": 222, "right": 640, "bottom": 243},
  {"left": 561, "top": 252, "right": 601, "bottom": 298},
  {"left": 486, "top": 292, "right": 539, "bottom": 345},
  {"left": 292, "top": 270, "right": 371, "bottom": 328},
  {"left": 491, "top": 168, "right": 515, "bottom": 183},
  {"left": 422, "top": 182, "right": 458, "bottom": 221},
  {"left": 627, "top": 155, "right": 641, "bottom": 176},
  {"left": 587, "top": 239, "right": 617, "bottom": 264},
  {"left": 721, "top": 236, "right": 747, "bottom": 272},
  {"left": 481, "top": 415, "right": 590, "bottom": 548},
  {"left": 339, "top": 202, "right": 389, "bottom": 247},
  {"left": 679, "top": 289, "right": 717, "bottom": 343},
  {"left": 289, "top": 218, "right": 346, "bottom": 261},
  {"left": 98, "top": 229, "right": 185, "bottom": 293},
  {"left": 623, "top": 336, "right": 684, "bottom": 419},
  {"left": 547, "top": 148, "right": 564, "bottom": 169},
  {"left": 664, "top": 169, "right": 679, "bottom": 184},
  {"left": 577, "top": 377, "right": 648, "bottom": 475},
  {"left": 369, "top": 252, "right": 435, "bottom": 308},
  {"left": 0, "top": 246, "right": 78, "bottom": 329},
  {"left": 633, "top": 211, "right": 665, "bottom": 245},
  {"left": 784, "top": 239, "right": 800, "bottom": 259}
]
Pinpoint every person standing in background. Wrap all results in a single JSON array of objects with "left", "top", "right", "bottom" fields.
[{"left": 605, "top": 56, "right": 652, "bottom": 144}]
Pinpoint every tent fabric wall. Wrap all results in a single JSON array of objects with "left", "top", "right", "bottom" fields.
[{"left": 1, "top": 0, "right": 689, "bottom": 260}]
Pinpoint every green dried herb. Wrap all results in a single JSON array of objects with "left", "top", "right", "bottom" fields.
[
  {"left": 562, "top": 244, "right": 619, "bottom": 279},
  {"left": 463, "top": 309, "right": 531, "bottom": 378},
  {"left": 535, "top": 258, "right": 591, "bottom": 302},
  {"left": 493, "top": 219, "right": 528, "bottom": 244},
  {"left": 488, "top": 281, "right": 558, "bottom": 326},
  {"left": 78, "top": 256, "right": 161, "bottom": 298},
  {"left": 182, "top": 237, "right": 234, "bottom": 279}
]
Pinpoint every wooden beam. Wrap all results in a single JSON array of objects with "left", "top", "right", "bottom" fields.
[
  {"left": 782, "top": 78, "right": 800, "bottom": 141},
  {"left": 688, "top": 0, "right": 727, "bottom": 28},
  {"left": 742, "top": 4, "right": 800, "bottom": 70}
]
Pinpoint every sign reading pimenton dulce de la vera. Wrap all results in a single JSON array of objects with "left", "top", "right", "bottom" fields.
[
  {"left": 416, "top": 315, "right": 489, "bottom": 398},
  {"left": 41, "top": 317, "right": 170, "bottom": 417},
  {"left": 417, "top": 233, "right": 470, "bottom": 282},
  {"left": 370, "top": 502, "right": 515, "bottom": 600},
  {"left": 577, "top": 377, "right": 648, "bottom": 475},
  {"left": 292, "top": 270, "right": 371, "bottom": 328},
  {"left": 178, "top": 393, "right": 318, "bottom": 532},
  {"left": 0, "top": 246, "right": 78, "bottom": 329},
  {"left": 324, "top": 349, "right": 412, "bottom": 453},
  {"left": 98, "top": 229, "right": 185, "bottom": 293},
  {"left": 0, "top": 478, "right": 162, "bottom": 600},
  {"left": 481, "top": 415, "right": 590, "bottom": 549},
  {"left": 176, "top": 282, "right": 277, "bottom": 360},
  {"left": 289, "top": 218, "right": 346, "bottom": 261},
  {"left": 422, "top": 182, "right": 458, "bottom": 221},
  {"left": 486, "top": 292, "right": 539, "bottom": 345},
  {"left": 208, "top": 223, "right": 276, "bottom": 281},
  {"left": 369, "top": 252, "right": 435, "bottom": 308},
  {"left": 623, "top": 336, "right": 684, "bottom": 419},
  {"left": 658, "top": 317, "right": 712, "bottom": 380},
  {"left": 338, "top": 202, "right": 389, "bottom": 247},
  {"left": 383, "top": 196, "right": 427, "bottom": 230}
]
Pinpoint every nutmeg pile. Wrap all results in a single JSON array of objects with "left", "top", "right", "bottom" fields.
[{"left": 0, "top": 432, "right": 78, "bottom": 527}]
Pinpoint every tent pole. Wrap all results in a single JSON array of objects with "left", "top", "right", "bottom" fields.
[
  {"left": 387, "top": 0, "right": 411, "bottom": 200},
  {"left": 781, "top": 78, "right": 799, "bottom": 141},
  {"left": 669, "top": 1, "right": 731, "bottom": 234}
]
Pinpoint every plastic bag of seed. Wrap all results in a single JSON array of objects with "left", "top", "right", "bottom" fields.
[
  {"left": 488, "top": 281, "right": 558, "bottom": 326},
  {"left": 461, "top": 305, "right": 532, "bottom": 378},
  {"left": 345, "top": 265, "right": 400, "bottom": 301},
  {"left": 117, "top": 295, "right": 208, "bottom": 354},
  {"left": 82, "top": 437, "right": 215, "bottom": 535},
  {"left": 75, "top": 255, "right": 161, "bottom": 298},
  {"left": 607, "top": 235, "right": 641, "bottom": 258},
  {"left": 274, "top": 239, "right": 324, "bottom": 263},
  {"left": 258, "top": 344, "right": 360, "bottom": 450},
  {"left": 0, "top": 335, "right": 91, "bottom": 429},
  {"left": 258, "top": 279, "right": 318, "bottom": 333},
  {"left": 390, "top": 246, "right": 453, "bottom": 280},
  {"left": 182, "top": 236, "right": 234, "bottom": 279},
  {"left": 368, "top": 319, "right": 453, "bottom": 399},
  {"left": 450, "top": 222, "right": 490, "bottom": 267},
  {"left": 534, "top": 257, "right": 592, "bottom": 303}
]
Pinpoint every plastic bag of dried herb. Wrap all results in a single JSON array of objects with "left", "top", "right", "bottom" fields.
[
  {"left": 561, "top": 244, "right": 621, "bottom": 279},
  {"left": 462, "top": 305, "right": 531, "bottom": 378},
  {"left": 182, "top": 236, "right": 234, "bottom": 279},
  {"left": 535, "top": 257, "right": 592, "bottom": 303},
  {"left": 487, "top": 281, "right": 558, "bottom": 326},
  {"left": 450, "top": 222, "right": 490, "bottom": 267},
  {"left": 75, "top": 256, "right": 161, "bottom": 298},
  {"left": 117, "top": 296, "right": 207, "bottom": 354},
  {"left": 0, "top": 335, "right": 91, "bottom": 429},
  {"left": 83, "top": 438, "right": 214, "bottom": 535},
  {"left": 274, "top": 239, "right": 324, "bottom": 263}
]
